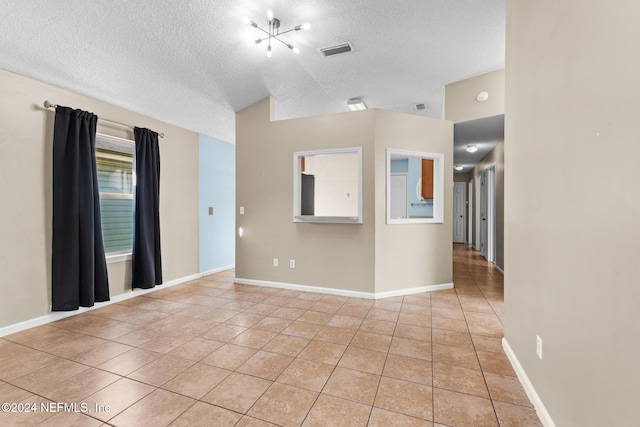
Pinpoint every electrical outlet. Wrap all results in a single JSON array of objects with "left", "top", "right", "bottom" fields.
[
  {"left": 239, "top": 206, "right": 245, "bottom": 215},
  {"left": 273, "top": 258, "right": 279, "bottom": 267},
  {"left": 208, "top": 207, "right": 214, "bottom": 215},
  {"left": 536, "top": 335, "right": 543, "bottom": 359},
  {"left": 289, "top": 259, "right": 295, "bottom": 269}
]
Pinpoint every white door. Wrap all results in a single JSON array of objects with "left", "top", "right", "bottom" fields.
[
  {"left": 480, "top": 172, "right": 488, "bottom": 258},
  {"left": 390, "top": 174, "right": 408, "bottom": 219},
  {"left": 453, "top": 182, "right": 466, "bottom": 243}
]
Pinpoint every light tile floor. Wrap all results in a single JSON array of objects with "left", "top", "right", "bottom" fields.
[{"left": 0, "top": 245, "right": 542, "bottom": 426}]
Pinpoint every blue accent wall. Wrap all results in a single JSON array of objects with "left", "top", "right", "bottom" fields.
[
  {"left": 199, "top": 134, "right": 235, "bottom": 273},
  {"left": 390, "top": 159, "right": 408, "bottom": 173}
]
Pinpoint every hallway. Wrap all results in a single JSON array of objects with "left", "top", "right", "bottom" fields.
[{"left": 0, "top": 246, "right": 540, "bottom": 426}]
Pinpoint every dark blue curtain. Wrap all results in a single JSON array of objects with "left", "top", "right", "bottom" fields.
[
  {"left": 132, "top": 127, "right": 162, "bottom": 289},
  {"left": 52, "top": 106, "right": 110, "bottom": 310}
]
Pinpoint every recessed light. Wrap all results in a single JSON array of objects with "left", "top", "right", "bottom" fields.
[
  {"left": 466, "top": 145, "right": 478, "bottom": 153},
  {"left": 347, "top": 98, "right": 367, "bottom": 111}
]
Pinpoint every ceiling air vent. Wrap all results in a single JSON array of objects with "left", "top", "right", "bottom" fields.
[
  {"left": 415, "top": 103, "right": 427, "bottom": 111},
  {"left": 319, "top": 42, "right": 353, "bottom": 57}
]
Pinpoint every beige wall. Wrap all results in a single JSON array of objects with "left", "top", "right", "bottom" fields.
[
  {"left": 469, "top": 140, "right": 505, "bottom": 269},
  {"left": 373, "top": 111, "right": 453, "bottom": 292},
  {"left": 235, "top": 98, "right": 376, "bottom": 293},
  {"left": 0, "top": 69, "right": 199, "bottom": 328},
  {"left": 445, "top": 69, "right": 505, "bottom": 124},
  {"left": 453, "top": 173, "right": 469, "bottom": 183},
  {"left": 505, "top": 1, "right": 640, "bottom": 425},
  {"left": 235, "top": 98, "right": 453, "bottom": 294}
]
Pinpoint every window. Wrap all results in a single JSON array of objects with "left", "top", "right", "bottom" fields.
[
  {"left": 293, "top": 147, "right": 363, "bottom": 224},
  {"left": 386, "top": 149, "right": 444, "bottom": 224},
  {"left": 95, "top": 134, "right": 134, "bottom": 256}
]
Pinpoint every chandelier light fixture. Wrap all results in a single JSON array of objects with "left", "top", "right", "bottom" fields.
[{"left": 244, "top": 10, "right": 310, "bottom": 57}]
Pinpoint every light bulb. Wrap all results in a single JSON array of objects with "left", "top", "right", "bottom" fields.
[
  {"left": 242, "top": 16, "right": 250, "bottom": 24},
  {"left": 267, "top": 45, "right": 272, "bottom": 57},
  {"left": 302, "top": 22, "right": 311, "bottom": 30},
  {"left": 466, "top": 145, "right": 478, "bottom": 153},
  {"left": 293, "top": 47, "right": 300, "bottom": 54},
  {"left": 267, "top": 9, "right": 274, "bottom": 20}
]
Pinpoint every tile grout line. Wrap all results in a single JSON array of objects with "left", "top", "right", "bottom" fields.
[{"left": 457, "top": 245, "right": 502, "bottom": 427}]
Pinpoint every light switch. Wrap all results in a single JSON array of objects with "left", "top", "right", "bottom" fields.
[
  {"left": 208, "top": 207, "right": 214, "bottom": 215},
  {"left": 240, "top": 207, "right": 245, "bottom": 215}
]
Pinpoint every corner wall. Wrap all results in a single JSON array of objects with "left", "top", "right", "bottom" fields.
[
  {"left": 235, "top": 98, "right": 376, "bottom": 294},
  {"left": 199, "top": 134, "right": 235, "bottom": 273},
  {"left": 374, "top": 110, "right": 453, "bottom": 293},
  {"left": 0, "top": 69, "right": 199, "bottom": 328},
  {"left": 505, "top": 1, "right": 640, "bottom": 425}
]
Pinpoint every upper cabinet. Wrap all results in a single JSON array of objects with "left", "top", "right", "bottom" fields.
[{"left": 421, "top": 158, "right": 434, "bottom": 200}]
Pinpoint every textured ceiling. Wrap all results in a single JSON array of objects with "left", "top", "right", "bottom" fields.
[
  {"left": 0, "top": 0, "right": 504, "bottom": 145},
  {"left": 454, "top": 115, "right": 504, "bottom": 174}
]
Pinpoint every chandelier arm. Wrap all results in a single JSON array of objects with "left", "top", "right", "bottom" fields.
[
  {"left": 254, "top": 26, "right": 271, "bottom": 36},
  {"left": 272, "top": 36, "right": 293, "bottom": 48},
  {"left": 276, "top": 28, "right": 298, "bottom": 36}
]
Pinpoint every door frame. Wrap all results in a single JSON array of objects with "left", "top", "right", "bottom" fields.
[
  {"left": 476, "top": 165, "right": 496, "bottom": 262},
  {"left": 468, "top": 180, "right": 473, "bottom": 245},
  {"left": 488, "top": 165, "right": 496, "bottom": 263},
  {"left": 475, "top": 174, "right": 482, "bottom": 251}
]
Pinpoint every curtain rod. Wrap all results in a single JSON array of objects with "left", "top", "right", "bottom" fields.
[{"left": 43, "top": 100, "right": 164, "bottom": 138}]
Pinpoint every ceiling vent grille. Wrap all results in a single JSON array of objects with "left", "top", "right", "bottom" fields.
[
  {"left": 319, "top": 42, "right": 353, "bottom": 57},
  {"left": 415, "top": 103, "right": 427, "bottom": 111}
]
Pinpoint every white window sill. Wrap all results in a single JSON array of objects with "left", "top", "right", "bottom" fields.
[{"left": 106, "top": 252, "right": 132, "bottom": 264}]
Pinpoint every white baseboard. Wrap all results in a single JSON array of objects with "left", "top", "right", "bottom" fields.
[
  {"left": 201, "top": 264, "right": 235, "bottom": 277},
  {"left": 0, "top": 266, "right": 235, "bottom": 338},
  {"left": 495, "top": 265, "right": 505, "bottom": 275},
  {"left": 374, "top": 283, "right": 454, "bottom": 299},
  {"left": 502, "top": 338, "right": 556, "bottom": 427},
  {"left": 234, "top": 278, "right": 453, "bottom": 300}
]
